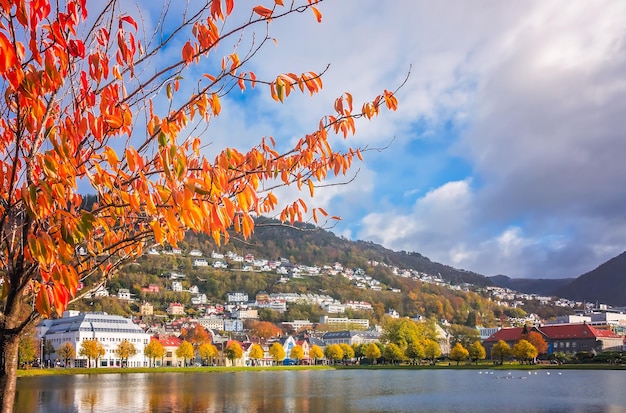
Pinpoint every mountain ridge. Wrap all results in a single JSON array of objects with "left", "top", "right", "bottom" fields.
[{"left": 553, "top": 250, "right": 626, "bottom": 307}]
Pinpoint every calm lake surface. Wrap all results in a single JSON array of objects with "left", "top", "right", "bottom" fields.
[{"left": 14, "top": 369, "right": 626, "bottom": 413}]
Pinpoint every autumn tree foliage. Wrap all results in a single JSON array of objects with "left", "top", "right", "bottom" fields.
[
  {"left": 468, "top": 340, "right": 486, "bottom": 365},
  {"left": 180, "top": 325, "right": 211, "bottom": 350},
  {"left": 309, "top": 344, "right": 324, "bottom": 365},
  {"left": 269, "top": 342, "right": 286, "bottom": 365},
  {"left": 0, "top": 0, "right": 402, "bottom": 409},
  {"left": 449, "top": 342, "right": 469, "bottom": 365},
  {"left": 513, "top": 339, "right": 538, "bottom": 364},
  {"left": 364, "top": 343, "right": 381, "bottom": 364},
  {"left": 405, "top": 340, "right": 425, "bottom": 364},
  {"left": 248, "top": 343, "right": 265, "bottom": 365},
  {"left": 290, "top": 345, "right": 305, "bottom": 362},
  {"left": 423, "top": 339, "right": 442, "bottom": 364},
  {"left": 522, "top": 330, "right": 548, "bottom": 356},
  {"left": 79, "top": 339, "right": 105, "bottom": 368},
  {"left": 175, "top": 340, "right": 194, "bottom": 367},
  {"left": 247, "top": 320, "right": 282, "bottom": 339},
  {"left": 491, "top": 340, "right": 512, "bottom": 365},
  {"left": 324, "top": 343, "right": 343, "bottom": 364},
  {"left": 339, "top": 343, "right": 354, "bottom": 362},
  {"left": 224, "top": 341, "right": 243, "bottom": 365},
  {"left": 144, "top": 339, "right": 166, "bottom": 367},
  {"left": 114, "top": 340, "right": 137, "bottom": 367},
  {"left": 198, "top": 342, "right": 218, "bottom": 366},
  {"left": 57, "top": 342, "right": 76, "bottom": 367}
]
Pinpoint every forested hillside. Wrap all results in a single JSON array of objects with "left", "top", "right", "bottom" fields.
[
  {"left": 190, "top": 218, "right": 492, "bottom": 286},
  {"left": 68, "top": 221, "right": 573, "bottom": 327}
]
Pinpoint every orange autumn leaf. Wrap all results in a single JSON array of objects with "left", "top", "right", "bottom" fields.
[
  {"left": 253, "top": 5, "right": 272, "bottom": 19},
  {"left": 311, "top": 6, "right": 322, "bottom": 23}
]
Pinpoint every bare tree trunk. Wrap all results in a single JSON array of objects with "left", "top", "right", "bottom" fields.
[{"left": 0, "top": 334, "right": 20, "bottom": 413}]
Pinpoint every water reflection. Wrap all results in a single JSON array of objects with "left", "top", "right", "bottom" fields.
[{"left": 15, "top": 369, "right": 626, "bottom": 413}]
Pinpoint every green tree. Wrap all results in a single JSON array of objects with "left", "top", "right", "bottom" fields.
[
  {"left": 224, "top": 342, "right": 243, "bottom": 366},
  {"left": 309, "top": 345, "right": 324, "bottom": 365},
  {"left": 290, "top": 345, "right": 305, "bottom": 363},
  {"left": 423, "top": 339, "right": 442, "bottom": 364},
  {"left": 468, "top": 341, "right": 486, "bottom": 365},
  {"left": 449, "top": 324, "right": 481, "bottom": 349},
  {"left": 176, "top": 341, "right": 194, "bottom": 367},
  {"left": 269, "top": 342, "right": 286, "bottom": 365},
  {"left": 365, "top": 343, "right": 382, "bottom": 364},
  {"left": 339, "top": 343, "right": 355, "bottom": 363},
  {"left": 114, "top": 340, "right": 137, "bottom": 367},
  {"left": 383, "top": 343, "right": 404, "bottom": 364},
  {"left": 491, "top": 340, "right": 512, "bottom": 365},
  {"left": 324, "top": 344, "right": 344, "bottom": 365},
  {"left": 513, "top": 339, "right": 538, "bottom": 364},
  {"left": 144, "top": 340, "right": 166, "bottom": 367},
  {"left": 449, "top": 342, "right": 469, "bottom": 365},
  {"left": 465, "top": 311, "right": 478, "bottom": 327},
  {"left": 79, "top": 340, "right": 105, "bottom": 368},
  {"left": 17, "top": 334, "right": 37, "bottom": 368},
  {"left": 248, "top": 343, "right": 265, "bottom": 366},
  {"left": 382, "top": 318, "right": 435, "bottom": 350},
  {"left": 405, "top": 340, "right": 425, "bottom": 364},
  {"left": 198, "top": 343, "right": 218, "bottom": 366},
  {"left": 57, "top": 342, "right": 76, "bottom": 368}
]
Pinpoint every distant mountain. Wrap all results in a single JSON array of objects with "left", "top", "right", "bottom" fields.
[
  {"left": 554, "top": 251, "right": 626, "bottom": 307},
  {"left": 488, "top": 275, "right": 574, "bottom": 296}
]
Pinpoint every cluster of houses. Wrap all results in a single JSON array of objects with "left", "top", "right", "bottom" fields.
[
  {"left": 43, "top": 245, "right": 624, "bottom": 369},
  {"left": 34, "top": 305, "right": 626, "bottom": 369},
  {"left": 141, "top": 247, "right": 593, "bottom": 327},
  {"left": 35, "top": 310, "right": 386, "bottom": 368}
]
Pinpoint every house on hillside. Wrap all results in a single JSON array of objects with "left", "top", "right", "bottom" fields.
[
  {"left": 483, "top": 324, "right": 623, "bottom": 358},
  {"left": 167, "top": 302, "right": 185, "bottom": 315}
]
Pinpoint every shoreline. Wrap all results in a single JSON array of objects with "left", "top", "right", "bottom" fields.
[{"left": 17, "top": 362, "right": 626, "bottom": 378}]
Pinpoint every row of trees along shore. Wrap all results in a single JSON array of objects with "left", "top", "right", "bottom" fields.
[
  {"left": 18, "top": 318, "right": 552, "bottom": 371},
  {"left": 0, "top": 0, "right": 405, "bottom": 411}
]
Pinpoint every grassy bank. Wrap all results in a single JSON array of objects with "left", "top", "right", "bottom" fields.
[{"left": 17, "top": 362, "right": 626, "bottom": 378}]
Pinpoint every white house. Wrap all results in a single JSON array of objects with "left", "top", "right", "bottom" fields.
[
  {"left": 227, "top": 292, "right": 248, "bottom": 303},
  {"left": 40, "top": 311, "right": 151, "bottom": 368},
  {"left": 171, "top": 281, "right": 183, "bottom": 292},
  {"left": 193, "top": 258, "right": 209, "bottom": 267},
  {"left": 117, "top": 288, "right": 132, "bottom": 301}
]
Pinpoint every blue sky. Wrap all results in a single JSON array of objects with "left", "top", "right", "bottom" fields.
[{"left": 135, "top": 0, "right": 626, "bottom": 279}]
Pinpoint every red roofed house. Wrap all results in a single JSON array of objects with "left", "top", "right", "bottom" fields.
[
  {"left": 153, "top": 334, "right": 184, "bottom": 367},
  {"left": 484, "top": 324, "right": 623, "bottom": 359}
]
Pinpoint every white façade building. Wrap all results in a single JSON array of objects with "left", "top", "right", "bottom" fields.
[{"left": 40, "top": 311, "right": 151, "bottom": 368}]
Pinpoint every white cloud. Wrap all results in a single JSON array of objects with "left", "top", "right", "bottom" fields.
[{"left": 128, "top": 0, "right": 626, "bottom": 279}]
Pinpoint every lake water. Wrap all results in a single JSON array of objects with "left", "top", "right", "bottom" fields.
[{"left": 14, "top": 369, "right": 626, "bottom": 412}]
